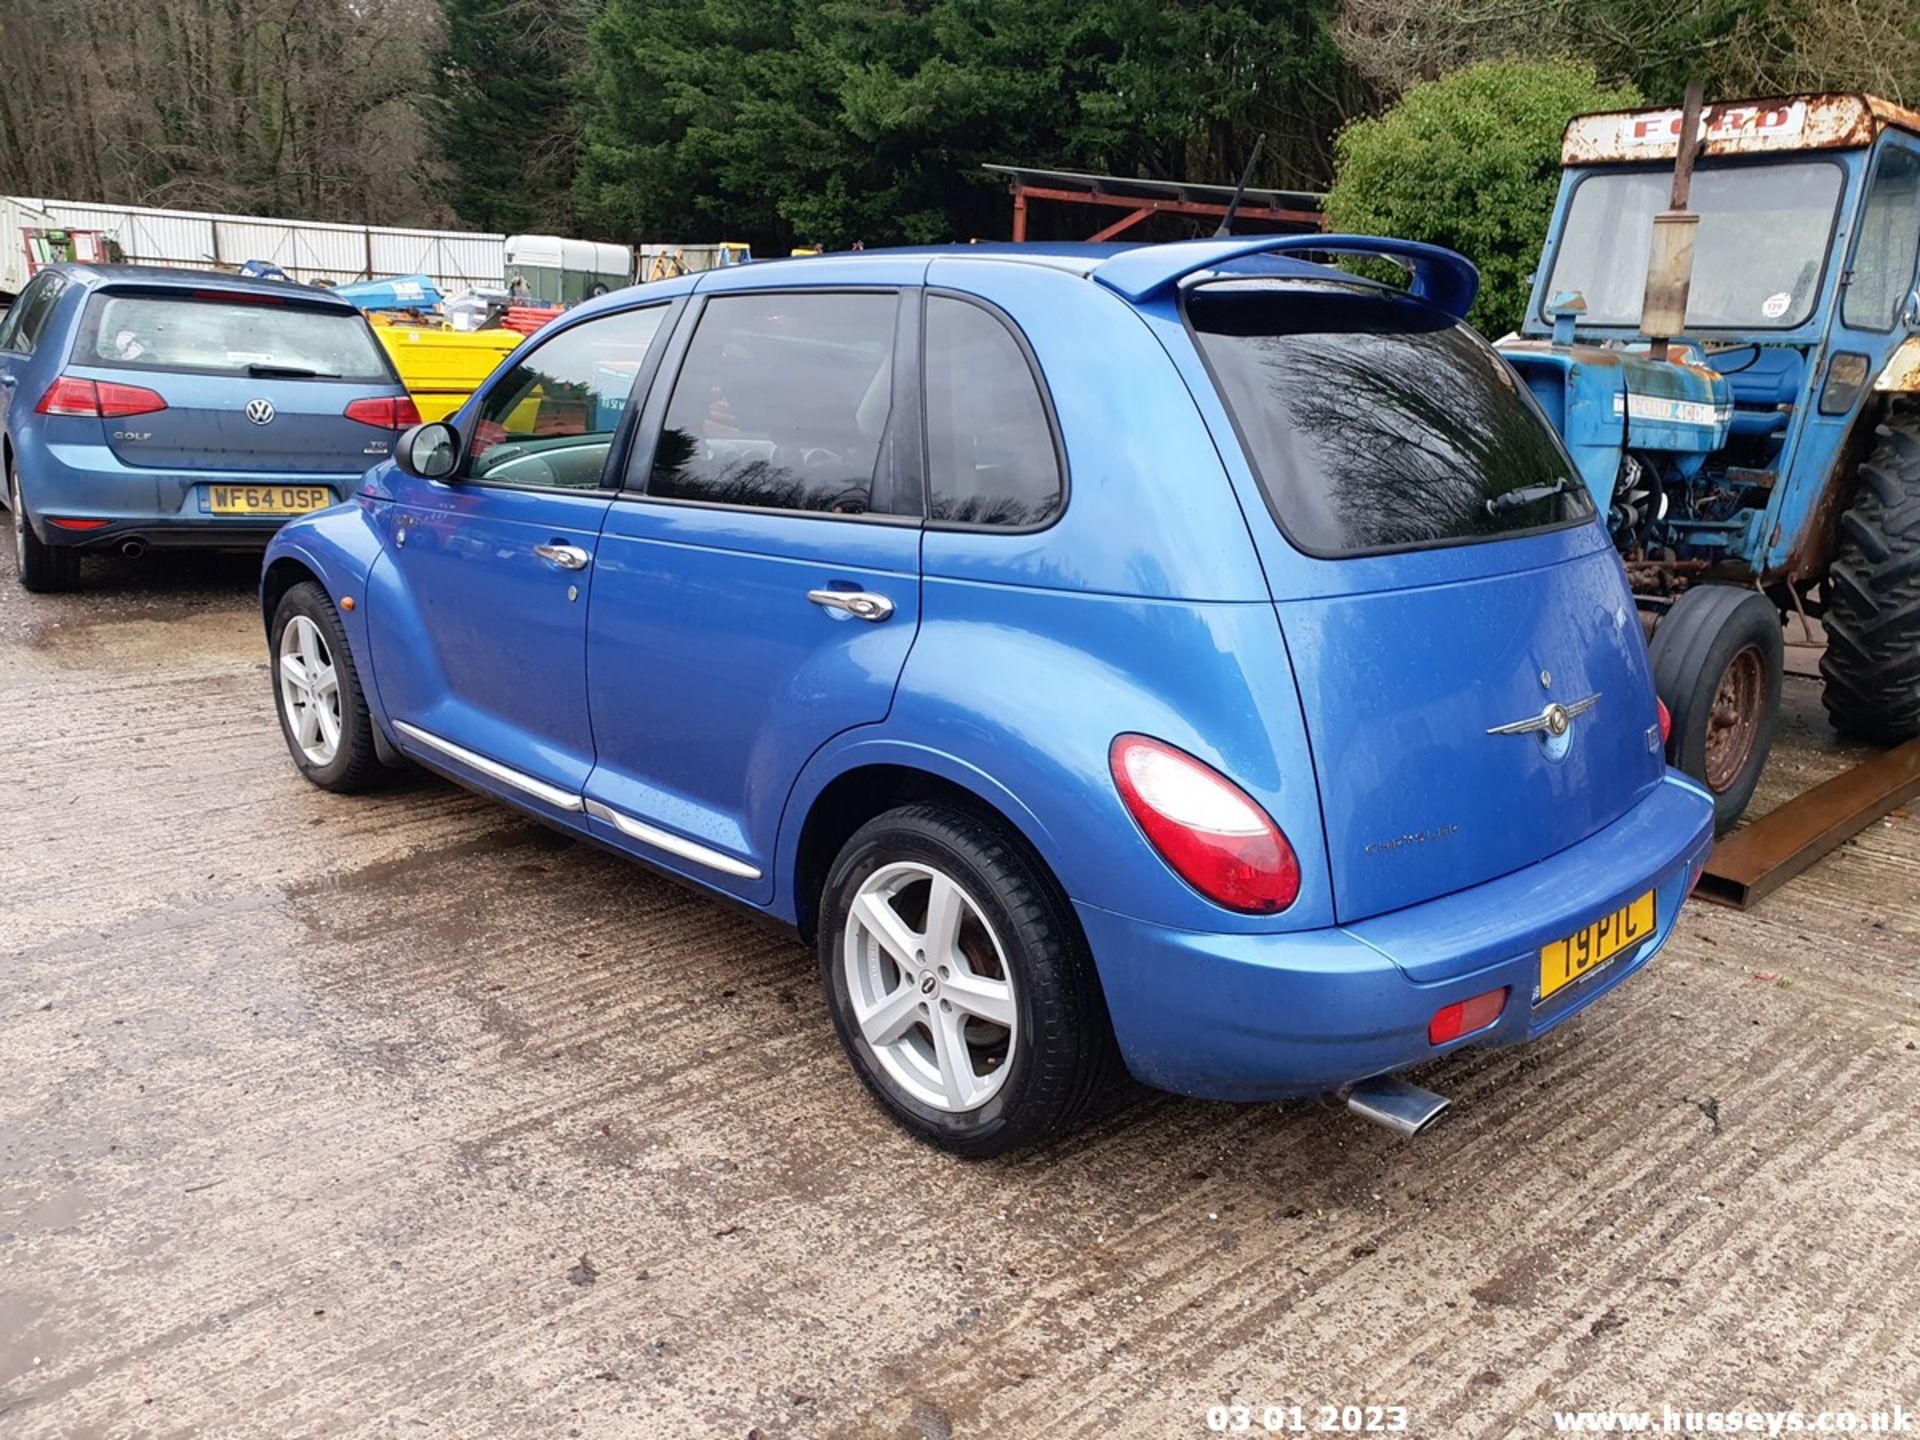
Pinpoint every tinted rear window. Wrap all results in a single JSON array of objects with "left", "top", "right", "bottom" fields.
[
  {"left": 80, "top": 293, "right": 393, "bottom": 382},
  {"left": 1188, "top": 281, "right": 1591, "bottom": 556}
]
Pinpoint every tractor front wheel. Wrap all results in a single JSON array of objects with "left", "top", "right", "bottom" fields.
[
  {"left": 1820, "top": 400, "right": 1920, "bottom": 744},
  {"left": 1650, "top": 584, "right": 1784, "bottom": 835}
]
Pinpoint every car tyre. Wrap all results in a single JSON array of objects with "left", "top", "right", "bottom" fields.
[
  {"left": 270, "top": 580, "right": 380, "bottom": 793},
  {"left": 1650, "top": 583, "right": 1783, "bottom": 834},
  {"left": 9, "top": 458, "right": 80, "bottom": 593},
  {"left": 818, "top": 802, "right": 1122, "bottom": 1157},
  {"left": 1820, "top": 400, "right": 1920, "bottom": 744}
]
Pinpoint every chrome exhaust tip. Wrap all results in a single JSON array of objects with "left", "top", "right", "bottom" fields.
[
  {"left": 1343, "top": 1075, "right": 1451, "bottom": 1138},
  {"left": 119, "top": 538, "right": 146, "bottom": 558}
]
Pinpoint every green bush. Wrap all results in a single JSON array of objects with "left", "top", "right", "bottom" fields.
[{"left": 1324, "top": 59, "right": 1642, "bottom": 334}]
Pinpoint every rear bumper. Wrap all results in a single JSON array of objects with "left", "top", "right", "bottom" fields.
[
  {"left": 19, "top": 439, "right": 362, "bottom": 550},
  {"left": 1079, "top": 771, "right": 1715, "bottom": 1101}
]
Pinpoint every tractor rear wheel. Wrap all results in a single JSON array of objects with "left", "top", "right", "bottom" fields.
[
  {"left": 1820, "top": 400, "right": 1920, "bottom": 744},
  {"left": 1650, "top": 583, "right": 1784, "bottom": 835}
]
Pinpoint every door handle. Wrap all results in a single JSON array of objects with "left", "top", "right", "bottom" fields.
[
  {"left": 807, "top": 588, "right": 894, "bottom": 622},
  {"left": 534, "top": 542, "right": 591, "bottom": 571}
]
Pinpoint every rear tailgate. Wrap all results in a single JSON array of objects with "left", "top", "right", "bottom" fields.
[
  {"left": 1186, "top": 277, "right": 1665, "bottom": 922},
  {"left": 1278, "top": 545, "right": 1663, "bottom": 921},
  {"left": 70, "top": 287, "right": 406, "bottom": 474}
]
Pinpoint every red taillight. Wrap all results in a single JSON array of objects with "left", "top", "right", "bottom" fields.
[
  {"left": 1109, "top": 734, "right": 1300, "bottom": 913},
  {"left": 46, "top": 517, "right": 110, "bottom": 530},
  {"left": 36, "top": 376, "right": 167, "bottom": 418},
  {"left": 1428, "top": 987, "right": 1509, "bottom": 1046},
  {"left": 1656, "top": 697, "right": 1672, "bottom": 747},
  {"left": 344, "top": 394, "right": 422, "bottom": 429}
]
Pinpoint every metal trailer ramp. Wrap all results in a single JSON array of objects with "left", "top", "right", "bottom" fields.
[{"left": 1696, "top": 736, "right": 1920, "bottom": 909}]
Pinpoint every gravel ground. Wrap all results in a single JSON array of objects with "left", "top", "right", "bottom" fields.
[{"left": 2, "top": 547, "right": 1916, "bottom": 1440}]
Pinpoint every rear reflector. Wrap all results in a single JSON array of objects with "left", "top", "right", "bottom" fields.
[
  {"left": 47, "top": 517, "right": 110, "bottom": 530},
  {"left": 1656, "top": 697, "right": 1672, "bottom": 747},
  {"left": 1428, "top": 986, "right": 1509, "bottom": 1046},
  {"left": 1110, "top": 734, "right": 1300, "bottom": 913},
  {"left": 344, "top": 394, "right": 424, "bottom": 429},
  {"left": 37, "top": 376, "right": 168, "bottom": 418}
]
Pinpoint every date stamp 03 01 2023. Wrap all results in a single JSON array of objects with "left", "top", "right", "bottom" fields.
[{"left": 1205, "top": 1404, "right": 1412, "bottom": 1434}]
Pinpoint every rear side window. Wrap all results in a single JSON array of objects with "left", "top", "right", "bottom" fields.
[
  {"left": 1189, "top": 281, "right": 1591, "bottom": 556},
  {"left": 924, "top": 296, "right": 1061, "bottom": 527},
  {"left": 78, "top": 293, "right": 392, "bottom": 381},
  {"left": 649, "top": 291, "right": 897, "bottom": 515},
  {"left": 2, "top": 275, "right": 64, "bottom": 355}
]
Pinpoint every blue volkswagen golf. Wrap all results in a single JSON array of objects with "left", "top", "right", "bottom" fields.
[
  {"left": 261, "top": 235, "right": 1715, "bottom": 1155},
  {"left": 1, "top": 264, "right": 418, "bottom": 591}
]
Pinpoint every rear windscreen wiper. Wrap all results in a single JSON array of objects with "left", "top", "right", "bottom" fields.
[
  {"left": 245, "top": 362, "right": 337, "bottom": 379},
  {"left": 1486, "top": 476, "right": 1572, "bottom": 516}
]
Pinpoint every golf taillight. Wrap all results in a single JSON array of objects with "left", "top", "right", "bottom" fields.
[
  {"left": 1656, "top": 697, "right": 1672, "bottom": 746},
  {"left": 1109, "top": 734, "right": 1300, "bottom": 913},
  {"left": 37, "top": 376, "right": 167, "bottom": 418},
  {"left": 1428, "top": 987, "right": 1509, "bottom": 1046},
  {"left": 344, "top": 395, "right": 423, "bottom": 429}
]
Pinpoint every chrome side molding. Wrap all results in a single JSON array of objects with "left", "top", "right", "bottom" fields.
[
  {"left": 391, "top": 721, "right": 584, "bottom": 812},
  {"left": 583, "top": 798, "right": 763, "bottom": 880}
]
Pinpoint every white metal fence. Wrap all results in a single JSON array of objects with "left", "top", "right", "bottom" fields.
[{"left": 14, "top": 198, "right": 507, "bottom": 290}]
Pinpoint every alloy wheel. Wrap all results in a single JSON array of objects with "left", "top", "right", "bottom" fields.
[
  {"left": 278, "top": 614, "right": 342, "bottom": 766},
  {"left": 841, "top": 860, "right": 1018, "bottom": 1113}
]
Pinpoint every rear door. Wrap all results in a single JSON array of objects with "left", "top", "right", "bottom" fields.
[
  {"left": 1177, "top": 277, "right": 1665, "bottom": 923},
  {"left": 64, "top": 287, "right": 406, "bottom": 475},
  {"left": 367, "top": 302, "right": 672, "bottom": 803},
  {"left": 0, "top": 272, "right": 67, "bottom": 437},
  {"left": 581, "top": 273, "right": 924, "bottom": 899}
]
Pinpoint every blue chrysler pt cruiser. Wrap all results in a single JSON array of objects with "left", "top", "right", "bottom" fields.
[{"left": 262, "top": 235, "right": 1715, "bottom": 1155}]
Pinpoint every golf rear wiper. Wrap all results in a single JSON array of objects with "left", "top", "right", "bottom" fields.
[
  {"left": 1486, "top": 476, "right": 1573, "bottom": 516},
  {"left": 246, "top": 362, "right": 337, "bottom": 379}
]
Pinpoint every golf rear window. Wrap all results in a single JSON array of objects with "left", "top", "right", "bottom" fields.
[
  {"left": 1188, "top": 280, "right": 1592, "bottom": 556},
  {"left": 79, "top": 292, "right": 393, "bottom": 382}
]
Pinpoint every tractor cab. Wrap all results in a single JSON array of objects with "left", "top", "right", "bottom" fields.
[{"left": 1495, "top": 95, "right": 1920, "bottom": 828}]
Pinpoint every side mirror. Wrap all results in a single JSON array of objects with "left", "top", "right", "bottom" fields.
[{"left": 395, "top": 421, "right": 459, "bottom": 480}]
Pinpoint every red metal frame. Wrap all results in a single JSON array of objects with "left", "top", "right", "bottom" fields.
[{"left": 1007, "top": 182, "right": 1324, "bottom": 242}]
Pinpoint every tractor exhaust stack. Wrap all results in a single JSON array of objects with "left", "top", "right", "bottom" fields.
[{"left": 1642, "top": 83, "right": 1708, "bottom": 362}]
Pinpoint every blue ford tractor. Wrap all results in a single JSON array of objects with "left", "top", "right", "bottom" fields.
[{"left": 1496, "top": 92, "right": 1920, "bottom": 829}]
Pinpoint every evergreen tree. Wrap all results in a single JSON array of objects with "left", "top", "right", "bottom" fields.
[
  {"left": 434, "top": 0, "right": 593, "bottom": 234},
  {"left": 574, "top": 0, "right": 1365, "bottom": 252}
]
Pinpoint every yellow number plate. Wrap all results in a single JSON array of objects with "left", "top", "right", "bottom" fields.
[
  {"left": 207, "top": 484, "right": 332, "bottom": 516},
  {"left": 1539, "top": 891, "right": 1656, "bottom": 1002}
]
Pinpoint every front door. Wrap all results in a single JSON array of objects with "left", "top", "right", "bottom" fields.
[
  {"left": 582, "top": 281, "right": 924, "bottom": 899},
  {"left": 368, "top": 302, "right": 673, "bottom": 806}
]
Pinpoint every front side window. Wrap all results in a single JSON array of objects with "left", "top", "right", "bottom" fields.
[
  {"left": 648, "top": 291, "right": 897, "bottom": 515},
  {"left": 1190, "top": 280, "right": 1592, "bottom": 556},
  {"left": 1545, "top": 161, "right": 1843, "bottom": 329},
  {"left": 924, "top": 296, "right": 1062, "bottom": 527},
  {"left": 79, "top": 293, "right": 391, "bottom": 379},
  {"left": 469, "top": 305, "right": 668, "bottom": 489},
  {"left": 1843, "top": 144, "right": 1920, "bottom": 331}
]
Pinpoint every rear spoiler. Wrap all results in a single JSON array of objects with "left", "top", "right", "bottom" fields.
[{"left": 1091, "top": 234, "right": 1479, "bottom": 320}]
